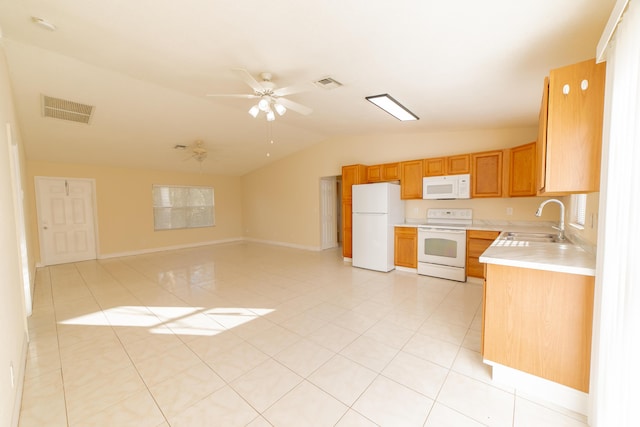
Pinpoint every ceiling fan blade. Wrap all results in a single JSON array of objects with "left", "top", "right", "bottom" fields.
[
  {"left": 276, "top": 98, "right": 313, "bottom": 115},
  {"left": 273, "top": 82, "right": 314, "bottom": 97},
  {"left": 205, "top": 93, "right": 259, "bottom": 99},
  {"left": 232, "top": 68, "right": 265, "bottom": 93}
]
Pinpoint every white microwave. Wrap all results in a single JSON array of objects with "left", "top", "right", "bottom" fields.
[{"left": 422, "top": 174, "right": 471, "bottom": 200}]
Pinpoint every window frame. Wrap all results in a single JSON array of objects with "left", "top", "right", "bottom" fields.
[
  {"left": 152, "top": 184, "right": 215, "bottom": 231},
  {"left": 569, "top": 193, "right": 587, "bottom": 229}
]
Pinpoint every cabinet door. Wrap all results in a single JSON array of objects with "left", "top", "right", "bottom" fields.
[
  {"left": 447, "top": 154, "right": 471, "bottom": 175},
  {"left": 536, "top": 77, "right": 549, "bottom": 194},
  {"left": 400, "top": 160, "right": 424, "bottom": 199},
  {"left": 466, "top": 230, "right": 500, "bottom": 278},
  {"left": 483, "top": 264, "right": 594, "bottom": 392},
  {"left": 342, "top": 164, "right": 367, "bottom": 200},
  {"left": 509, "top": 142, "right": 536, "bottom": 197},
  {"left": 545, "top": 59, "right": 606, "bottom": 193},
  {"left": 342, "top": 201, "right": 353, "bottom": 258},
  {"left": 382, "top": 162, "right": 400, "bottom": 180},
  {"left": 394, "top": 227, "right": 417, "bottom": 268},
  {"left": 367, "top": 165, "right": 382, "bottom": 183},
  {"left": 423, "top": 157, "right": 446, "bottom": 177},
  {"left": 342, "top": 165, "right": 366, "bottom": 259},
  {"left": 471, "top": 151, "right": 503, "bottom": 198}
]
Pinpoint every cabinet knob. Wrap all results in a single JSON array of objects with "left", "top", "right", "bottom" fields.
[
  {"left": 581, "top": 79, "right": 589, "bottom": 91},
  {"left": 562, "top": 84, "right": 570, "bottom": 95}
]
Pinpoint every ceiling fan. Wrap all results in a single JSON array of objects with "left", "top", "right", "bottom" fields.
[
  {"left": 176, "top": 140, "right": 208, "bottom": 163},
  {"left": 206, "top": 69, "right": 313, "bottom": 121}
]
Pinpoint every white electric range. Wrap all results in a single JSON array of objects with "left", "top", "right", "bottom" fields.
[{"left": 417, "top": 208, "right": 472, "bottom": 282}]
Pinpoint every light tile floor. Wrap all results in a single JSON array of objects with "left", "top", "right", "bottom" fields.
[{"left": 18, "top": 242, "right": 589, "bottom": 426}]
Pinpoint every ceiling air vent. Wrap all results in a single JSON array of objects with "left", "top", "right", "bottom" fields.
[
  {"left": 41, "top": 95, "right": 95, "bottom": 124},
  {"left": 313, "top": 77, "right": 343, "bottom": 90}
]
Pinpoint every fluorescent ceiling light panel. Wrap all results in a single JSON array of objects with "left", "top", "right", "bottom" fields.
[{"left": 365, "top": 94, "right": 419, "bottom": 121}]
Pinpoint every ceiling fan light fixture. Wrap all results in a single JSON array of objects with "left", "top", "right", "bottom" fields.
[
  {"left": 248, "top": 105, "right": 260, "bottom": 118},
  {"left": 258, "top": 98, "right": 270, "bottom": 112},
  {"left": 266, "top": 110, "right": 276, "bottom": 122},
  {"left": 365, "top": 93, "right": 419, "bottom": 121},
  {"left": 274, "top": 102, "right": 286, "bottom": 116}
]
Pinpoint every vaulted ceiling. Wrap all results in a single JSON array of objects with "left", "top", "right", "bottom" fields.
[{"left": 0, "top": 0, "right": 615, "bottom": 175}]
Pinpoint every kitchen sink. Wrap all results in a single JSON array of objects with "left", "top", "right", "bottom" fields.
[{"left": 500, "top": 232, "right": 568, "bottom": 243}]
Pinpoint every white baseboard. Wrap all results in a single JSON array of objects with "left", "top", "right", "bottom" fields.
[
  {"left": 97, "top": 237, "right": 244, "bottom": 259},
  {"left": 41, "top": 237, "right": 326, "bottom": 265},
  {"left": 484, "top": 359, "right": 589, "bottom": 415},
  {"left": 243, "top": 237, "right": 321, "bottom": 252},
  {"left": 11, "top": 331, "right": 28, "bottom": 427},
  {"left": 466, "top": 276, "right": 483, "bottom": 284},
  {"left": 395, "top": 266, "right": 418, "bottom": 274}
]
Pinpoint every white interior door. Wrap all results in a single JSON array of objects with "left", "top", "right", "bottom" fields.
[
  {"left": 35, "top": 177, "right": 97, "bottom": 266},
  {"left": 320, "top": 177, "right": 338, "bottom": 250}
]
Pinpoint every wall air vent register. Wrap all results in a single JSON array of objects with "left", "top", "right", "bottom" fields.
[{"left": 41, "top": 95, "right": 95, "bottom": 124}]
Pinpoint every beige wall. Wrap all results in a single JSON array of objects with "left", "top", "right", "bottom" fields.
[
  {"left": 26, "top": 161, "right": 244, "bottom": 260},
  {"left": 0, "top": 44, "right": 29, "bottom": 427},
  {"left": 241, "top": 126, "right": 569, "bottom": 248}
]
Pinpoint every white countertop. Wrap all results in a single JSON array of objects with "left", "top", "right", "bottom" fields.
[{"left": 480, "top": 235, "right": 596, "bottom": 277}]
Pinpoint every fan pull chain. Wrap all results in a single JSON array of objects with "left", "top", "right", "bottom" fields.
[{"left": 266, "top": 121, "right": 274, "bottom": 157}]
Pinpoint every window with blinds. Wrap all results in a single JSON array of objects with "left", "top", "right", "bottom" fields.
[
  {"left": 152, "top": 185, "right": 214, "bottom": 230},
  {"left": 570, "top": 193, "right": 587, "bottom": 228}
]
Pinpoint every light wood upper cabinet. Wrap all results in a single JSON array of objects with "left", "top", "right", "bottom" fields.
[
  {"left": 400, "top": 160, "right": 423, "bottom": 199},
  {"left": 423, "top": 157, "right": 446, "bottom": 177},
  {"left": 394, "top": 227, "right": 417, "bottom": 268},
  {"left": 508, "top": 142, "right": 536, "bottom": 197},
  {"left": 366, "top": 165, "right": 382, "bottom": 182},
  {"left": 536, "top": 77, "right": 549, "bottom": 194},
  {"left": 367, "top": 162, "right": 400, "bottom": 183},
  {"left": 342, "top": 164, "right": 367, "bottom": 201},
  {"left": 423, "top": 154, "right": 470, "bottom": 177},
  {"left": 447, "top": 154, "right": 471, "bottom": 175},
  {"left": 382, "top": 162, "right": 400, "bottom": 180},
  {"left": 538, "top": 58, "right": 606, "bottom": 194},
  {"left": 483, "top": 264, "right": 594, "bottom": 392},
  {"left": 471, "top": 150, "right": 503, "bottom": 198}
]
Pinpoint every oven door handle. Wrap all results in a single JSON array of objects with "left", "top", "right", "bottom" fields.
[{"left": 419, "top": 228, "right": 466, "bottom": 234}]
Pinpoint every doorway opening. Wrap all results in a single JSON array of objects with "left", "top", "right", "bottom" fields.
[{"left": 319, "top": 176, "right": 341, "bottom": 250}]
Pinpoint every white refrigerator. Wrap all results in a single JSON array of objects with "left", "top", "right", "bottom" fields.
[{"left": 352, "top": 182, "right": 404, "bottom": 272}]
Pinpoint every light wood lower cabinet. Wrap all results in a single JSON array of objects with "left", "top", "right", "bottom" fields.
[
  {"left": 466, "top": 230, "right": 500, "bottom": 278},
  {"left": 394, "top": 227, "right": 417, "bottom": 268},
  {"left": 482, "top": 264, "right": 595, "bottom": 392}
]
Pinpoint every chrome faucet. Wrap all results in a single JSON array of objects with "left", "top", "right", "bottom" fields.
[{"left": 535, "top": 199, "right": 565, "bottom": 240}]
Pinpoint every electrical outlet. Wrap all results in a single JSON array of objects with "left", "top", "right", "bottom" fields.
[{"left": 506, "top": 207, "right": 513, "bottom": 216}]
